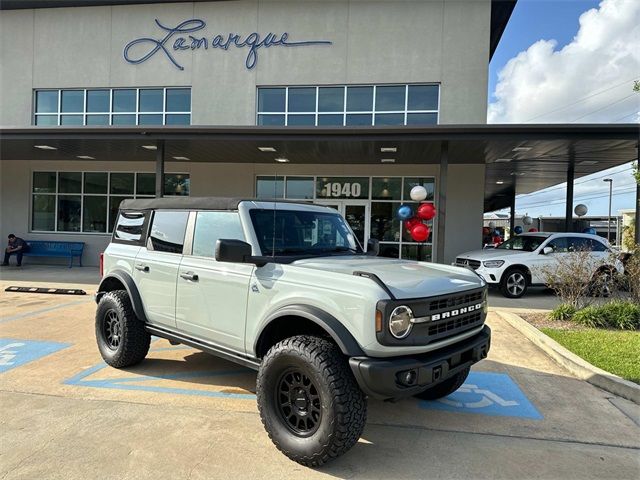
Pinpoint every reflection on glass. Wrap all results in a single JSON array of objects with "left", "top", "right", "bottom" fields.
[
  {"left": 164, "top": 174, "right": 190, "bottom": 196},
  {"left": 403, "top": 178, "right": 435, "bottom": 201},
  {"left": 109, "top": 196, "right": 130, "bottom": 232},
  {"left": 139, "top": 114, "right": 163, "bottom": 125},
  {"left": 257, "top": 176, "right": 284, "bottom": 198},
  {"left": 345, "top": 114, "right": 372, "bottom": 126},
  {"left": 402, "top": 244, "right": 432, "bottom": 261},
  {"left": 346, "top": 86, "right": 373, "bottom": 111},
  {"left": 406, "top": 112, "right": 437, "bottom": 125},
  {"left": 84, "top": 172, "right": 107, "bottom": 194},
  {"left": 58, "top": 172, "right": 82, "bottom": 193},
  {"left": 287, "top": 114, "right": 315, "bottom": 126},
  {"left": 286, "top": 177, "right": 314, "bottom": 199},
  {"left": 33, "top": 172, "right": 57, "bottom": 193},
  {"left": 257, "top": 114, "right": 285, "bottom": 126},
  {"left": 86, "top": 115, "right": 109, "bottom": 125},
  {"left": 113, "top": 89, "right": 136, "bottom": 112},
  {"left": 288, "top": 87, "right": 316, "bottom": 112},
  {"left": 258, "top": 88, "right": 286, "bottom": 112},
  {"left": 193, "top": 211, "right": 245, "bottom": 257},
  {"left": 36, "top": 115, "right": 58, "bottom": 126},
  {"left": 61, "top": 115, "right": 83, "bottom": 125},
  {"left": 166, "top": 114, "right": 190, "bottom": 125},
  {"left": 407, "top": 85, "right": 439, "bottom": 111},
  {"left": 36, "top": 91, "right": 58, "bottom": 113},
  {"left": 112, "top": 114, "right": 136, "bottom": 125},
  {"left": 110, "top": 173, "right": 134, "bottom": 194},
  {"left": 318, "top": 87, "right": 344, "bottom": 112},
  {"left": 372, "top": 178, "right": 402, "bottom": 200},
  {"left": 375, "top": 85, "right": 405, "bottom": 111},
  {"left": 374, "top": 113, "right": 404, "bottom": 125},
  {"left": 166, "top": 88, "right": 191, "bottom": 112},
  {"left": 87, "top": 90, "right": 110, "bottom": 112},
  {"left": 61, "top": 90, "right": 83, "bottom": 113},
  {"left": 83, "top": 196, "right": 107, "bottom": 232},
  {"left": 370, "top": 202, "right": 400, "bottom": 242},
  {"left": 317, "top": 114, "right": 343, "bottom": 126},
  {"left": 136, "top": 173, "right": 156, "bottom": 195},
  {"left": 32, "top": 195, "right": 56, "bottom": 230},
  {"left": 57, "top": 195, "right": 81, "bottom": 232},
  {"left": 139, "top": 89, "right": 163, "bottom": 112}
]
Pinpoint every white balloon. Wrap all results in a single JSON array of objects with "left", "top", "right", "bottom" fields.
[
  {"left": 522, "top": 215, "right": 533, "bottom": 225},
  {"left": 488, "top": 221, "right": 496, "bottom": 229},
  {"left": 574, "top": 204, "right": 588, "bottom": 217},
  {"left": 410, "top": 185, "right": 428, "bottom": 202}
]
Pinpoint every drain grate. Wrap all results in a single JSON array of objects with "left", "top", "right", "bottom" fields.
[{"left": 5, "top": 286, "right": 86, "bottom": 295}]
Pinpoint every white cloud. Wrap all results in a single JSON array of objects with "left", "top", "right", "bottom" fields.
[{"left": 488, "top": 0, "right": 640, "bottom": 124}]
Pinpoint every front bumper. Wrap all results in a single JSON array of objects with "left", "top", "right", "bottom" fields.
[{"left": 349, "top": 325, "right": 491, "bottom": 400}]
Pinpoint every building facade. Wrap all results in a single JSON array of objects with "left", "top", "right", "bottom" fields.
[{"left": 0, "top": 0, "right": 500, "bottom": 266}]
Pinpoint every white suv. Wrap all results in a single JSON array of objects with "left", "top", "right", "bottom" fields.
[{"left": 455, "top": 232, "right": 623, "bottom": 298}]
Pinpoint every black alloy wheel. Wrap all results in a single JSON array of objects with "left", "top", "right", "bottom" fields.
[
  {"left": 276, "top": 369, "right": 322, "bottom": 437},
  {"left": 103, "top": 309, "right": 122, "bottom": 350}
]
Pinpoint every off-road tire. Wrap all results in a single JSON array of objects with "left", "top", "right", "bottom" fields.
[
  {"left": 413, "top": 367, "right": 470, "bottom": 401},
  {"left": 95, "top": 290, "right": 150, "bottom": 368},
  {"left": 500, "top": 268, "right": 528, "bottom": 298},
  {"left": 256, "top": 335, "right": 367, "bottom": 467}
]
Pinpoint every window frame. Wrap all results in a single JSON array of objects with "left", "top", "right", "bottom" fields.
[
  {"left": 256, "top": 83, "right": 440, "bottom": 127},
  {"left": 33, "top": 87, "right": 191, "bottom": 126}
]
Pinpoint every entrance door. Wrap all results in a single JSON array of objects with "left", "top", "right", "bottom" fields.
[{"left": 316, "top": 201, "right": 369, "bottom": 250}]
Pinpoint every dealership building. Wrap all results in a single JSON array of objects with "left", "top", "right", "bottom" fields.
[{"left": 0, "top": 0, "right": 637, "bottom": 267}]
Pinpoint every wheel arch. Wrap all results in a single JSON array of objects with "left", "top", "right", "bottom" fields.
[
  {"left": 97, "top": 270, "right": 148, "bottom": 322},
  {"left": 254, "top": 305, "right": 365, "bottom": 359},
  {"left": 501, "top": 264, "right": 532, "bottom": 283}
]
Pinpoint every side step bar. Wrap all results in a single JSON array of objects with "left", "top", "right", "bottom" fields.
[{"left": 146, "top": 324, "right": 261, "bottom": 371}]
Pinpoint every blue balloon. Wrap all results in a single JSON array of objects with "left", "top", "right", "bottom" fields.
[
  {"left": 514, "top": 226, "right": 523, "bottom": 235},
  {"left": 582, "top": 227, "right": 596, "bottom": 235},
  {"left": 397, "top": 204, "right": 413, "bottom": 220},
  {"left": 494, "top": 229, "right": 501, "bottom": 236}
]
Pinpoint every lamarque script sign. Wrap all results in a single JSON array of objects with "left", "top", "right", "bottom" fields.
[{"left": 123, "top": 19, "right": 332, "bottom": 71}]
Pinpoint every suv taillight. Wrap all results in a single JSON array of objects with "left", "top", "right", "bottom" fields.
[{"left": 99, "top": 252, "right": 104, "bottom": 277}]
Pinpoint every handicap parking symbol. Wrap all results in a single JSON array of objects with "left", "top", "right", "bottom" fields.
[
  {"left": 0, "top": 338, "right": 70, "bottom": 373},
  {"left": 419, "top": 371, "right": 542, "bottom": 420}
]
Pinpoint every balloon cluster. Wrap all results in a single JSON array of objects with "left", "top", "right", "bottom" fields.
[
  {"left": 514, "top": 225, "right": 523, "bottom": 235},
  {"left": 396, "top": 186, "right": 436, "bottom": 242}
]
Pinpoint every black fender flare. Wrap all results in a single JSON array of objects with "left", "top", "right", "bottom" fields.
[
  {"left": 96, "top": 270, "right": 148, "bottom": 323},
  {"left": 256, "top": 304, "right": 365, "bottom": 357}
]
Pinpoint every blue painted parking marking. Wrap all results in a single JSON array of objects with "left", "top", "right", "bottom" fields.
[
  {"left": 0, "top": 338, "right": 70, "bottom": 373},
  {"left": 419, "top": 371, "right": 543, "bottom": 420}
]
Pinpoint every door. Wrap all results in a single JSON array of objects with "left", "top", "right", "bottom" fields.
[
  {"left": 134, "top": 210, "right": 190, "bottom": 329},
  {"left": 175, "top": 211, "right": 253, "bottom": 352},
  {"left": 316, "top": 201, "right": 369, "bottom": 250}
]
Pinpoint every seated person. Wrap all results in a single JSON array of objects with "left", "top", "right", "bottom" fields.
[{"left": 2, "top": 234, "right": 29, "bottom": 267}]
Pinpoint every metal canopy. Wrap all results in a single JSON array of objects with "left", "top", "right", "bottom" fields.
[{"left": 1, "top": 124, "right": 637, "bottom": 212}]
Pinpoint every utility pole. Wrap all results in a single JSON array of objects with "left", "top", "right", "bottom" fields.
[{"left": 603, "top": 178, "right": 613, "bottom": 243}]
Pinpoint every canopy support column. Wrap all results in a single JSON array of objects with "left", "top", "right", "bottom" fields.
[
  {"left": 155, "top": 140, "right": 165, "bottom": 198},
  {"left": 564, "top": 153, "right": 575, "bottom": 232},
  {"left": 436, "top": 141, "right": 448, "bottom": 263},
  {"left": 509, "top": 189, "right": 516, "bottom": 236}
]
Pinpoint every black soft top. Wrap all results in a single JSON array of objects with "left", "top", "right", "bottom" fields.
[{"left": 119, "top": 197, "right": 315, "bottom": 211}]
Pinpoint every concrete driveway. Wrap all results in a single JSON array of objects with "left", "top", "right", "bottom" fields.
[{"left": 0, "top": 268, "right": 638, "bottom": 479}]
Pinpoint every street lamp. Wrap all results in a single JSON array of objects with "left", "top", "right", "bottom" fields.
[{"left": 603, "top": 178, "right": 613, "bottom": 243}]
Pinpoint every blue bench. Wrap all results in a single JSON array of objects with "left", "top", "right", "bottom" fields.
[{"left": 23, "top": 241, "right": 85, "bottom": 268}]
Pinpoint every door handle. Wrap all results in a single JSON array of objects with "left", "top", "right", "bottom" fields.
[
  {"left": 180, "top": 271, "right": 199, "bottom": 281},
  {"left": 135, "top": 263, "right": 149, "bottom": 272}
]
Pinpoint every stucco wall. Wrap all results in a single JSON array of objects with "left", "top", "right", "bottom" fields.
[{"left": 0, "top": 0, "right": 491, "bottom": 126}]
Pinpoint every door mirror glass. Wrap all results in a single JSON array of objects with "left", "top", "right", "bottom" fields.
[
  {"left": 367, "top": 238, "right": 380, "bottom": 256},
  {"left": 542, "top": 246, "right": 554, "bottom": 255},
  {"left": 215, "top": 239, "right": 253, "bottom": 264}
]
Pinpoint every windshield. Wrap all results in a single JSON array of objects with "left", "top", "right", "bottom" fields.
[
  {"left": 496, "top": 235, "right": 548, "bottom": 252},
  {"left": 250, "top": 209, "right": 362, "bottom": 257}
]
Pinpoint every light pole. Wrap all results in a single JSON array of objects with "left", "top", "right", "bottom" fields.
[{"left": 603, "top": 178, "right": 613, "bottom": 243}]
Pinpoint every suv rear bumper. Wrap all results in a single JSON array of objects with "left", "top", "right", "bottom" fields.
[{"left": 348, "top": 325, "right": 491, "bottom": 400}]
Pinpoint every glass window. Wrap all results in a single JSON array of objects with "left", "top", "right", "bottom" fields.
[
  {"left": 82, "top": 196, "right": 108, "bottom": 232},
  {"left": 317, "top": 114, "right": 343, "bottom": 126},
  {"left": 113, "top": 89, "right": 136, "bottom": 113},
  {"left": 590, "top": 239, "right": 607, "bottom": 252},
  {"left": 58, "top": 172, "right": 82, "bottom": 193},
  {"left": 567, "top": 237, "right": 593, "bottom": 252},
  {"left": 288, "top": 87, "right": 315, "bottom": 112},
  {"left": 258, "top": 88, "right": 286, "bottom": 112},
  {"left": 346, "top": 86, "right": 373, "bottom": 111},
  {"left": 109, "top": 196, "right": 130, "bottom": 232},
  {"left": 86, "top": 115, "right": 109, "bottom": 125},
  {"left": 375, "top": 113, "right": 404, "bottom": 125},
  {"left": 192, "top": 211, "right": 245, "bottom": 258},
  {"left": 139, "top": 114, "right": 163, "bottom": 125},
  {"left": 164, "top": 174, "right": 190, "bottom": 196},
  {"left": 113, "top": 211, "right": 146, "bottom": 242},
  {"left": 110, "top": 173, "right": 134, "bottom": 194},
  {"left": 497, "top": 236, "right": 547, "bottom": 252},
  {"left": 32, "top": 195, "right": 56, "bottom": 230},
  {"left": 346, "top": 114, "right": 372, "bottom": 126},
  {"left": 166, "top": 114, "right": 190, "bottom": 125},
  {"left": 370, "top": 202, "right": 401, "bottom": 242},
  {"left": 166, "top": 88, "right": 191, "bottom": 112},
  {"left": 406, "top": 112, "right": 437, "bottom": 125},
  {"left": 318, "top": 87, "right": 344, "bottom": 112},
  {"left": 402, "top": 244, "right": 432, "bottom": 262},
  {"left": 33, "top": 172, "right": 56, "bottom": 193},
  {"left": 36, "top": 91, "right": 58, "bottom": 113},
  {"left": 287, "top": 114, "right": 315, "bottom": 126},
  {"left": 257, "top": 176, "right": 284, "bottom": 198},
  {"left": 403, "top": 178, "right": 435, "bottom": 201},
  {"left": 407, "top": 85, "right": 438, "bottom": 110},
  {"left": 84, "top": 172, "right": 107, "bottom": 194},
  {"left": 36, "top": 115, "right": 58, "bottom": 126},
  {"left": 402, "top": 220, "right": 433, "bottom": 243},
  {"left": 547, "top": 237, "right": 569, "bottom": 253},
  {"left": 258, "top": 114, "right": 285, "bottom": 126},
  {"left": 139, "top": 89, "right": 163, "bottom": 112},
  {"left": 286, "top": 177, "right": 314, "bottom": 199},
  {"left": 61, "top": 90, "right": 83, "bottom": 113},
  {"left": 136, "top": 173, "right": 156, "bottom": 195},
  {"left": 149, "top": 211, "right": 189, "bottom": 253},
  {"left": 61, "top": 115, "right": 83, "bottom": 125},
  {"left": 372, "top": 178, "right": 402, "bottom": 200},
  {"left": 57, "top": 195, "right": 81, "bottom": 232},
  {"left": 112, "top": 114, "right": 136, "bottom": 125},
  {"left": 87, "top": 90, "right": 110, "bottom": 112},
  {"left": 375, "top": 86, "right": 405, "bottom": 111}
]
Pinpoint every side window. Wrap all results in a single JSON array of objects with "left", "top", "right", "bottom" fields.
[
  {"left": 590, "top": 239, "right": 607, "bottom": 252},
  {"left": 148, "top": 210, "right": 189, "bottom": 253},
  {"left": 113, "top": 211, "right": 147, "bottom": 243},
  {"left": 568, "top": 237, "right": 590, "bottom": 252},
  {"left": 192, "top": 211, "right": 245, "bottom": 258},
  {"left": 547, "top": 237, "right": 568, "bottom": 253}
]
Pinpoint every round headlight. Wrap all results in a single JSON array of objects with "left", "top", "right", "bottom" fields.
[{"left": 389, "top": 305, "right": 414, "bottom": 339}]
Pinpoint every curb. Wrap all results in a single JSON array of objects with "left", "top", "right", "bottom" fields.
[{"left": 495, "top": 310, "right": 640, "bottom": 405}]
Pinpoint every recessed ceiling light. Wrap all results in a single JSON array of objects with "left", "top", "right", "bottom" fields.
[
  {"left": 380, "top": 158, "right": 396, "bottom": 163},
  {"left": 142, "top": 145, "right": 157, "bottom": 150},
  {"left": 76, "top": 155, "right": 95, "bottom": 160},
  {"left": 258, "top": 146, "right": 276, "bottom": 152},
  {"left": 275, "top": 158, "right": 289, "bottom": 163},
  {"left": 172, "top": 156, "right": 190, "bottom": 161},
  {"left": 34, "top": 145, "right": 57, "bottom": 150},
  {"left": 494, "top": 158, "right": 512, "bottom": 163},
  {"left": 380, "top": 147, "right": 397, "bottom": 153},
  {"left": 496, "top": 181, "right": 504, "bottom": 185},
  {"left": 510, "top": 172, "right": 525, "bottom": 176},
  {"left": 512, "top": 146, "right": 532, "bottom": 152}
]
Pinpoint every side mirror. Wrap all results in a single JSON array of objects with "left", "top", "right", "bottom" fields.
[
  {"left": 366, "top": 238, "right": 380, "bottom": 256},
  {"left": 215, "top": 239, "right": 267, "bottom": 266},
  {"left": 541, "top": 246, "right": 553, "bottom": 255}
]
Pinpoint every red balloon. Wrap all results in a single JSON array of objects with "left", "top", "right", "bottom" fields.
[
  {"left": 411, "top": 224, "right": 430, "bottom": 242},
  {"left": 404, "top": 217, "right": 421, "bottom": 231},
  {"left": 528, "top": 228, "right": 538, "bottom": 232},
  {"left": 417, "top": 203, "right": 436, "bottom": 221}
]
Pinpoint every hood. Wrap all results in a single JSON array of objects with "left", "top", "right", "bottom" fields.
[
  {"left": 291, "top": 256, "right": 483, "bottom": 299},
  {"left": 456, "top": 249, "right": 529, "bottom": 261}
]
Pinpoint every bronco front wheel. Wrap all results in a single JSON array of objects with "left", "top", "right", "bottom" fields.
[{"left": 256, "top": 335, "right": 367, "bottom": 467}]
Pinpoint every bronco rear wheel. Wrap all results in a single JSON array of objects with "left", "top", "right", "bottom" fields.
[{"left": 256, "top": 335, "right": 367, "bottom": 467}]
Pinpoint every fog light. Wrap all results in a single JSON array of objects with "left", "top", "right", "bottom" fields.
[{"left": 399, "top": 369, "right": 417, "bottom": 386}]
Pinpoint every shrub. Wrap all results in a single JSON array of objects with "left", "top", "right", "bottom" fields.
[
  {"left": 537, "top": 249, "right": 597, "bottom": 309},
  {"left": 550, "top": 304, "right": 576, "bottom": 321},
  {"left": 572, "top": 301, "right": 640, "bottom": 330},
  {"left": 573, "top": 306, "right": 601, "bottom": 328}
]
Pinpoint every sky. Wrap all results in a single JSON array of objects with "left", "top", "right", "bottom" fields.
[{"left": 488, "top": 0, "right": 639, "bottom": 218}]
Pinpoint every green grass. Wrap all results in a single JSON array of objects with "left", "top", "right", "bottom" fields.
[{"left": 541, "top": 328, "right": 640, "bottom": 384}]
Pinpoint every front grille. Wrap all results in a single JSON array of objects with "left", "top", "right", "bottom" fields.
[
  {"left": 455, "top": 258, "right": 481, "bottom": 270},
  {"left": 428, "top": 311, "right": 483, "bottom": 337},
  {"left": 429, "top": 290, "right": 484, "bottom": 311}
]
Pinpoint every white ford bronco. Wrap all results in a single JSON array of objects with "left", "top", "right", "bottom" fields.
[{"left": 95, "top": 197, "right": 490, "bottom": 466}]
